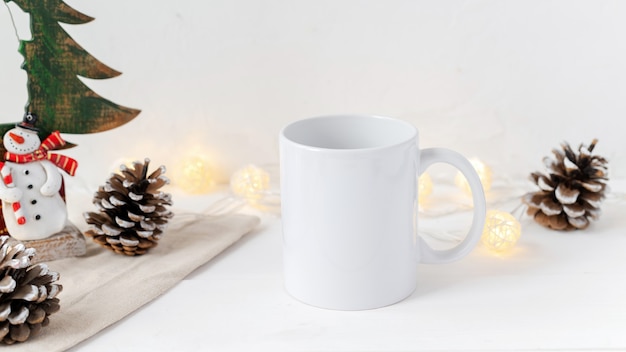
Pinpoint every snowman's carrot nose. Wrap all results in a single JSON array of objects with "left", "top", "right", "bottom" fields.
[{"left": 9, "top": 132, "right": 24, "bottom": 144}]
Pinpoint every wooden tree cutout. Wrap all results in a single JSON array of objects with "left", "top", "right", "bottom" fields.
[{"left": 1, "top": 0, "right": 140, "bottom": 151}]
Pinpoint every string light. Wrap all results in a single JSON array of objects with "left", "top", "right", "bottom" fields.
[
  {"left": 418, "top": 172, "right": 433, "bottom": 205},
  {"left": 481, "top": 209, "right": 522, "bottom": 252},
  {"left": 455, "top": 158, "right": 492, "bottom": 195},
  {"left": 174, "top": 155, "right": 215, "bottom": 194},
  {"left": 202, "top": 164, "right": 278, "bottom": 216},
  {"left": 230, "top": 164, "right": 271, "bottom": 201}
]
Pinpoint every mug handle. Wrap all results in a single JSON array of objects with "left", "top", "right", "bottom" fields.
[{"left": 418, "top": 148, "right": 487, "bottom": 264}]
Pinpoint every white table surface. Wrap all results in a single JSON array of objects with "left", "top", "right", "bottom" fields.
[{"left": 67, "top": 182, "right": 626, "bottom": 352}]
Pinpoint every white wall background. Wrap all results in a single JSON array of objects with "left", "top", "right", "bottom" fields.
[{"left": 1, "top": 0, "right": 624, "bottom": 188}]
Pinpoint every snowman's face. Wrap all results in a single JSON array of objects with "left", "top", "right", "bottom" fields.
[{"left": 3, "top": 128, "right": 41, "bottom": 154}]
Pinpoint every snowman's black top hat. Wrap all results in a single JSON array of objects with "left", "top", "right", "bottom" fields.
[{"left": 16, "top": 112, "right": 39, "bottom": 132}]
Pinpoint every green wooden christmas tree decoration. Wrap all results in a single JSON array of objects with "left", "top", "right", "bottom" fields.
[{"left": 1, "top": 0, "right": 140, "bottom": 153}]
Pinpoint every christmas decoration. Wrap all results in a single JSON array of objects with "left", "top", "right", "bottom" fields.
[
  {"left": 0, "top": 0, "right": 138, "bottom": 258},
  {"left": 84, "top": 159, "right": 173, "bottom": 256},
  {"left": 230, "top": 164, "right": 270, "bottom": 201},
  {"left": 481, "top": 209, "right": 522, "bottom": 252},
  {"left": 523, "top": 139, "right": 608, "bottom": 230},
  {"left": 0, "top": 113, "right": 78, "bottom": 241},
  {"left": 201, "top": 164, "right": 280, "bottom": 216},
  {"left": 0, "top": 237, "right": 62, "bottom": 344},
  {"left": 173, "top": 154, "right": 215, "bottom": 194},
  {"left": 0, "top": 0, "right": 140, "bottom": 154}
]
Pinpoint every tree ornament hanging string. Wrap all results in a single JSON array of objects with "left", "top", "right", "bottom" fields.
[{"left": 3, "top": 1, "right": 21, "bottom": 44}]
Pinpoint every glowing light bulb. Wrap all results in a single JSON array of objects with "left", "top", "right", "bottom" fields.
[
  {"left": 481, "top": 209, "right": 521, "bottom": 252},
  {"left": 175, "top": 155, "right": 215, "bottom": 194},
  {"left": 418, "top": 172, "right": 433, "bottom": 205},
  {"left": 230, "top": 164, "right": 271, "bottom": 201},
  {"left": 455, "top": 158, "right": 492, "bottom": 195}
]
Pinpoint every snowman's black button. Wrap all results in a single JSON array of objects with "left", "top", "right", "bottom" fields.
[
  {"left": 34, "top": 214, "right": 41, "bottom": 220},
  {"left": 27, "top": 184, "right": 33, "bottom": 189},
  {"left": 31, "top": 199, "right": 37, "bottom": 205},
  {"left": 24, "top": 170, "right": 30, "bottom": 175}
]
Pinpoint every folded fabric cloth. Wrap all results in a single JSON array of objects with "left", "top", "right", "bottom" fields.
[{"left": 12, "top": 213, "right": 260, "bottom": 352}]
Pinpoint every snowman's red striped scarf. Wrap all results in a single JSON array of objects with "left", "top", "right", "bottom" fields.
[{"left": 4, "top": 131, "right": 78, "bottom": 176}]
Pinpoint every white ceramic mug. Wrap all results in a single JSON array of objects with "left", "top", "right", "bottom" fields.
[{"left": 279, "top": 115, "right": 486, "bottom": 310}]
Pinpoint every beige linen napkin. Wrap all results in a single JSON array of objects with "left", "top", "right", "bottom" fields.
[{"left": 11, "top": 213, "right": 260, "bottom": 352}]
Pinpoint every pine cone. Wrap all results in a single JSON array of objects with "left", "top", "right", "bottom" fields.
[
  {"left": 84, "top": 159, "right": 173, "bottom": 256},
  {"left": 0, "top": 237, "right": 62, "bottom": 344},
  {"left": 523, "top": 139, "right": 608, "bottom": 230}
]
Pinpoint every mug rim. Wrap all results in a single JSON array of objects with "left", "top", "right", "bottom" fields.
[{"left": 280, "top": 114, "right": 418, "bottom": 153}]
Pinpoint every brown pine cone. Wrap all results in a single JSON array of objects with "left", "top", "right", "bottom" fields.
[
  {"left": 84, "top": 158, "right": 173, "bottom": 255},
  {"left": 0, "top": 237, "right": 62, "bottom": 344},
  {"left": 523, "top": 139, "right": 608, "bottom": 230}
]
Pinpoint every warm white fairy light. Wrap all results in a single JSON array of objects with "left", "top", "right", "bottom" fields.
[
  {"left": 201, "top": 164, "right": 277, "bottom": 216},
  {"left": 174, "top": 155, "right": 215, "bottom": 194},
  {"left": 418, "top": 172, "right": 433, "bottom": 205},
  {"left": 230, "top": 164, "right": 271, "bottom": 201},
  {"left": 481, "top": 209, "right": 522, "bottom": 252},
  {"left": 455, "top": 158, "right": 492, "bottom": 195}
]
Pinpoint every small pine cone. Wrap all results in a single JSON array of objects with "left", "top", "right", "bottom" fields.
[
  {"left": 523, "top": 139, "right": 608, "bottom": 230},
  {"left": 0, "top": 237, "right": 62, "bottom": 344},
  {"left": 84, "top": 158, "right": 174, "bottom": 256}
]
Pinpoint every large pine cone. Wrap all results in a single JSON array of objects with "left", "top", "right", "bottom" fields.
[
  {"left": 523, "top": 139, "right": 608, "bottom": 230},
  {"left": 0, "top": 237, "right": 62, "bottom": 344},
  {"left": 84, "top": 159, "right": 173, "bottom": 256}
]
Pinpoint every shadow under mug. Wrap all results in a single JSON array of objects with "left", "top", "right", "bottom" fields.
[{"left": 279, "top": 115, "right": 486, "bottom": 310}]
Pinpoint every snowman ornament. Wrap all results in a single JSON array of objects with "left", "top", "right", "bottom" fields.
[{"left": 0, "top": 113, "right": 77, "bottom": 241}]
